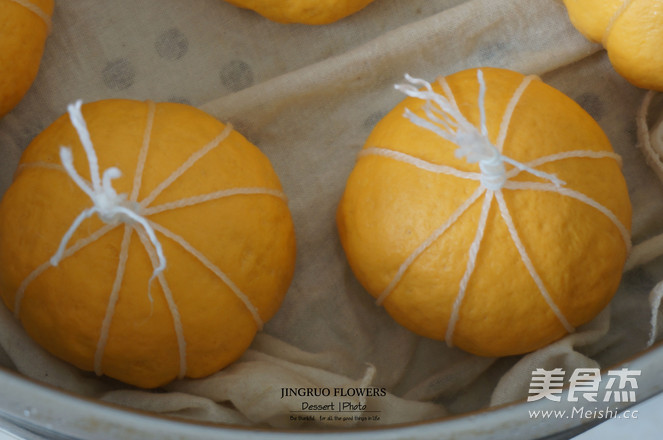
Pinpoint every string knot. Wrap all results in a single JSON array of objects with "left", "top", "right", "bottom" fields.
[
  {"left": 396, "top": 69, "right": 565, "bottom": 191},
  {"left": 453, "top": 129, "right": 507, "bottom": 190},
  {"left": 89, "top": 166, "right": 144, "bottom": 225},
  {"left": 478, "top": 153, "right": 507, "bottom": 191},
  {"left": 94, "top": 189, "right": 129, "bottom": 223},
  {"left": 50, "top": 100, "right": 167, "bottom": 281}
]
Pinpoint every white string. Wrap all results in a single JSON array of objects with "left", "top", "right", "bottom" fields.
[
  {"left": 437, "top": 77, "right": 462, "bottom": 116},
  {"left": 49, "top": 101, "right": 167, "bottom": 281},
  {"left": 66, "top": 101, "right": 100, "bottom": 192},
  {"left": 376, "top": 186, "right": 485, "bottom": 305},
  {"left": 13, "top": 100, "right": 277, "bottom": 380},
  {"left": 359, "top": 139, "right": 618, "bottom": 186},
  {"left": 149, "top": 220, "right": 264, "bottom": 329},
  {"left": 94, "top": 225, "right": 132, "bottom": 375},
  {"left": 14, "top": 162, "right": 66, "bottom": 180},
  {"left": 396, "top": 75, "right": 459, "bottom": 135},
  {"left": 144, "top": 187, "right": 287, "bottom": 216},
  {"left": 131, "top": 101, "right": 156, "bottom": 202},
  {"left": 495, "top": 191, "right": 574, "bottom": 332},
  {"left": 477, "top": 70, "right": 489, "bottom": 138},
  {"left": 500, "top": 155, "right": 565, "bottom": 187},
  {"left": 14, "top": 223, "right": 117, "bottom": 317},
  {"left": 602, "top": 0, "right": 635, "bottom": 46},
  {"left": 397, "top": 75, "right": 495, "bottom": 166},
  {"left": 495, "top": 75, "right": 537, "bottom": 152},
  {"left": 492, "top": 73, "right": 567, "bottom": 187},
  {"left": 397, "top": 71, "right": 563, "bottom": 191},
  {"left": 508, "top": 150, "right": 623, "bottom": 179},
  {"left": 359, "top": 147, "right": 481, "bottom": 181},
  {"left": 502, "top": 180, "right": 631, "bottom": 253},
  {"left": 135, "top": 227, "right": 187, "bottom": 378},
  {"left": 7, "top": 0, "right": 52, "bottom": 33},
  {"left": 93, "top": 102, "right": 154, "bottom": 375},
  {"left": 372, "top": 70, "right": 629, "bottom": 345},
  {"left": 445, "top": 190, "right": 494, "bottom": 345},
  {"left": 139, "top": 123, "right": 233, "bottom": 208}
]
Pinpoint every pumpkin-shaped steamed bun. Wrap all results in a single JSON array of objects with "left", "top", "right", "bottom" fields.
[
  {"left": 0, "top": 99, "right": 296, "bottom": 388},
  {"left": 562, "top": 0, "right": 663, "bottom": 91},
  {"left": 337, "top": 67, "right": 631, "bottom": 357},
  {"left": 0, "top": 0, "right": 53, "bottom": 117},
  {"left": 223, "top": 0, "right": 375, "bottom": 24}
]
